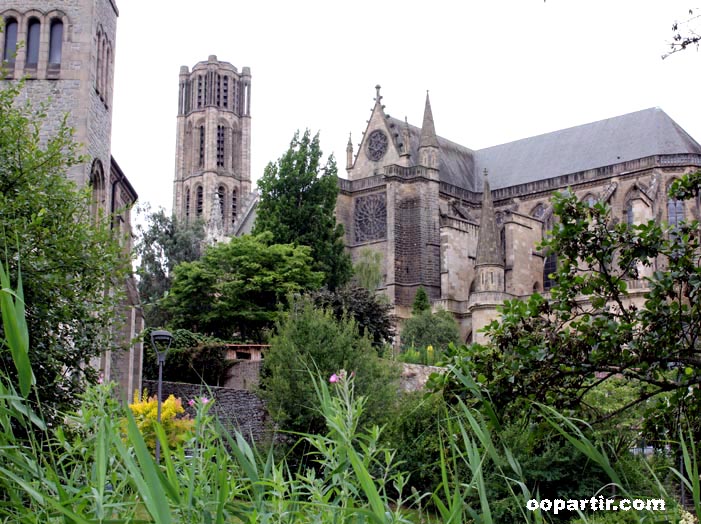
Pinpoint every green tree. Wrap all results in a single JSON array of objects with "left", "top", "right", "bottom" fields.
[
  {"left": 135, "top": 206, "right": 205, "bottom": 327},
  {"left": 411, "top": 286, "right": 430, "bottom": 315},
  {"left": 254, "top": 129, "right": 352, "bottom": 290},
  {"left": 401, "top": 309, "right": 461, "bottom": 353},
  {"left": 0, "top": 80, "right": 126, "bottom": 417},
  {"left": 352, "top": 248, "right": 383, "bottom": 292},
  {"left": 163, "top": 232, "right": 323, "bottom": 341},
  {"left": 436, "top": 176, "right": 701, "bottom": 441},
  {"left": 261, "top": 296, "right": 398, "bottom": 437},
  {"left": 310, "top": 285, "right": 395, "bottom": 350}
]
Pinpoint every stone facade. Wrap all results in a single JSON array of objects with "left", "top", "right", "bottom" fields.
[
  {"left": 172, "top": 56, "right": 255, "bottom": 240},
  {"left": 0, "top": 0, "right": 144, "bottom": 400},
  {"left": 339, "top": 86, "right": 701, "bottom": 342}
]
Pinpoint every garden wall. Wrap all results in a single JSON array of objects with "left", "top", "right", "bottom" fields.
[{"left": 142, "top": 380, "right": 272, "bottom": 444}]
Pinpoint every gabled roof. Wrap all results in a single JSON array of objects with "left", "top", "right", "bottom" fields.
[
  {"left": 473, "top": 107, "right": 701, "bottom": 191},
  {"left": 388, "top": 116, "right": 475, "bottom": 190}
]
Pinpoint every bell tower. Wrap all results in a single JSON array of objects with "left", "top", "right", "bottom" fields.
[{"left": 173, "top": 55, "right": 252, "bottom": 238}]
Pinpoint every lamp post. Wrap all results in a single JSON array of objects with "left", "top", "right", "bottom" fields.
[{"left": 150, "top": 329, "right": 173, "bottom": 463}]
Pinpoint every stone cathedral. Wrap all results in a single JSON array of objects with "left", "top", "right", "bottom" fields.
[
  {"left": 337, "top": 86, "right": 701, "bottom": 342},
  {"left": 172, "top": 55, "right": 257, "bottom": 241},
  {"left": 0, "top": 0, "right": 144, "bottom": 397}
]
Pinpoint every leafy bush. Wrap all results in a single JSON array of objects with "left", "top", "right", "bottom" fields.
[
  {"left": 127, "top": 390, "right": 194, "bottom": 453},
  {"left": 141, "top": 327, "right": 233, "bottom": 386},
  {"left": 261, "top": 295, "right": 398, "bottom": 438},
  {"left": 400, "top": 309, "right": 461, "bottom": 354}
]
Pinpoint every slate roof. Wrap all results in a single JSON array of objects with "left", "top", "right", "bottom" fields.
[
  {"left": 388, "top": 116, "right": 475, "bottom": 190},
  {"left": 388, "top": 107, "right": 701, "bottom": 193},
  {"left": 473, "top": 107, "right": 701, "bottom": 191}
]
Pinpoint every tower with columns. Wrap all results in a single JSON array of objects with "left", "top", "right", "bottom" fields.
[{"left": 172, "top": 55, "right": 252, "bottom": 239}]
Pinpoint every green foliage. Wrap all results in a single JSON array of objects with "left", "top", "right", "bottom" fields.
[
  {"left": 0, "top": 80, "right": 126, "bottom": 418},
  {"left": 164, "top": 232, "right": 323, "bottom": 341},
  {"left": 127, "top": 390, "right": 194, "bottom": 454},
  {"left": 261, "top": 295, "right": 398, "bottom": 437},
  {"left": 412, "top": 286, "right": 430, "bottom": 314},
  {"left": 401, "top": 309, "right": 461, "bottom": 354},
  {"left": 141, "top": 328, "right": 233, "bottom": 386},
  {"left": 382, "top": 392, "right": 447, "bottom": 495},
  {"left": 135, "top": 206, "right": 205, "bottom": 327},
  {"left": 310, "top": 284, "right": 395, "bottom": 350},
  {"left": 254, "top": 129, "right": 352, "bottom": 290},
  {"left": 353, "top": 248, "right": 384, "bottom": 292},
  {"left": 436, "top": 175, "right": 701, "bottom": 442}
]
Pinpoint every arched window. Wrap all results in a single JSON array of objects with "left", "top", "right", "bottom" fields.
[
  {"left": 95, "top": 28, "right": 103, "bottom": 92},
  {"left": 543, "top": 253, "right": 557, "bottom": 291},
  {"left": 49, "top": 19, "right": 63, "bottom": 65},
  {"left": 3, "top": 18, "right": 18, "bottom": 63},
  {"left": 623, "top": 200, "right": 634, "bottom": 225},
  {"left": 198, "top": 126, "right": 205, "bottom": 168},
  {"left": 185, "top": 188, "right": 191, "bottom": 220},
  {"left": 217, "top": 185, "right": 226, "bottom": 220},
  {"left": 26, "top": 18, "right": 41, "bottom": 66},
  {"left": 531, "top": 203, "right": 545, "bottom": 219},
  {"left": 583, "top": 194, "right": 597, "bottom": 207},
  {"left": 231, "top": 189, "right": 237, "bottom": 226},
  {"left": 89, "top": 160, "right": 105, "bottom": 220},
  {"left": 196, "top": 186, "right": 203, "bottom": 217},
  {"left": 668, "top": 197, "right": 685, "bottom": 227},
  {"left": 217, "top": 125, "right": 225, "bottom": 167}
]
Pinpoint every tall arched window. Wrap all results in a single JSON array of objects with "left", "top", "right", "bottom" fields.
[
  {"left": 95, "top": 28, "right": 103, "bottom": 92},
  {"left": 543, "top": 253, "right": 557, "bottom": 291},
  {"left": 623, "top": 200, "right": 634, "bottom": 225},
  {"left": 49, "top": 19, "right": 63, "bottom": 65},
  {"left": 185, "top": 188, "right": 191, "bottom": 220},
  {"left": 3, "top": 18, "right": 18, "bottom": 63},
  {"left": 217, "top": 185, "right": 226, "bottom": 220},
  {"left": 89, "top": 160, "right": 106, "bottom": 221},
  {"left": 231, "top": 189, "right": 237, "bottom": 226},
  {"left": 198, "top": 126, "right": 205, "bottom": 168},
  {"left": 217, "top": 125, "right": 225, "bottom": 167},
  {"left": 26, "top": 18, "right": 41, "bottom": 66},
  {"left": 668, "top": 197, "right": 685, "bottom": 227},
  {"left": 196, "top": 186, "right": 203, "bottom": 217}
]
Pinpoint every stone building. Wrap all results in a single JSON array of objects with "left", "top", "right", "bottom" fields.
[
  {"left": 172, "top": 56, "right": 258, "bottom": 240},
  {"left": 338, "top": 86, "right": 701, "bottom": 342},
  {"left": 0, "top": 0, "right": 144, "bottom": 398}
]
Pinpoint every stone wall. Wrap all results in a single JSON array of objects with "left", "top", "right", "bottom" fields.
[{"left": 143, "top": 380, "right": 272, "bottom": 444}]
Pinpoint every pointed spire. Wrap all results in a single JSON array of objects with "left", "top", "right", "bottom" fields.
[
  {"left": 475, "top": 169, "right": 503, "bottom": 267},
  {"left": 419, "top": 90, "right": 439, "bottom": 149},
  {"left": 400, "top": 117, "right": 411, "bottom": 158},
  {"left": 346, "top": 132, "right": 354, "bottom": 170}
]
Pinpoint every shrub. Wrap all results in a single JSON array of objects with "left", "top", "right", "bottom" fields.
[{"left": 127, "top": 390, "right": 194, "bottom": 453}]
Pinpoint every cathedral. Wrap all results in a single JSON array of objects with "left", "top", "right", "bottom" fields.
[
  {"left": 0, "top": 0, "right": 144, "bottom": 397},
  {"left": 336, "top": 86, "right": 701, "bottom": 342}
]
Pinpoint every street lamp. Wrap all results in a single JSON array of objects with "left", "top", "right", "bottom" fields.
[{"left": 150, "top": 329, "right": 173, "bottom": 463}]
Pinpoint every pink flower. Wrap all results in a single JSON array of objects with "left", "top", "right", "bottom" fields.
[
  {"left": 329, "top": 374, "right": 339, "bottom": 383},
  {"left": 188, "top": 399, "right": 195, "bottom": 407},
  {"left": 201, "top": 397, "right": 210, "bottom": 404},
  {"left": 97, "top": 374, "right": 104, "bottom": 384}
]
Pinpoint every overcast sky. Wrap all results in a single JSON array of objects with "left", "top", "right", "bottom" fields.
[{"left": 111, "top": 1, "right": 701, "bottom": 216}]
